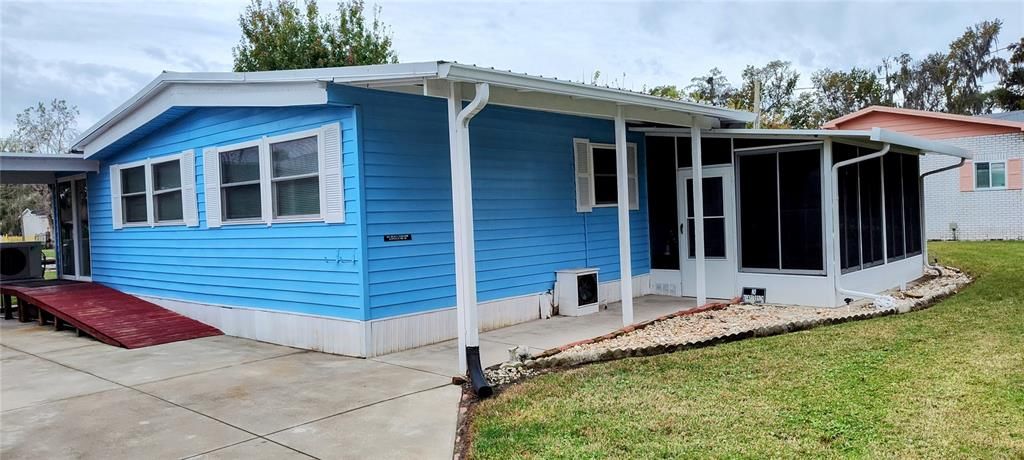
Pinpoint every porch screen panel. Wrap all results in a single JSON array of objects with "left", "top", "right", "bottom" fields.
[
  {"left": 778, "top": 150, "right": 822, "bottom": 271},
  {"left": 645, "top": 136, "right": 679, "bottom": 269},
  {"left": 902, "top": 154, "right": 922, "bottom": 255},
  {"left": 676, "top": 137, "right": 732, "bottom": 168},
  {"left": 834, "top": 143, "right": 861, "bottom": 270},
  {"left": 737, "top": 153, "right": 779, "bottom": 269},
  {"left": 884, "top": 153, "right": 905, "bottom": 260},
  {"left": 859, "top": 157, "right": 884, "bottom": 267}
]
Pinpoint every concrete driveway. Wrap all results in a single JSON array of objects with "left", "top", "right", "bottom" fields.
[
  {"left": 0, "top": 320, "right": 458, "bottom": 459},
  {"left": 1, "top": 295, "right": 695, "bottom": 459}
]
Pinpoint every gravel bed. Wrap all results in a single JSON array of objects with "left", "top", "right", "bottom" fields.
[{"left": 520, "top": 265, "right": 970, "bottom": 371}]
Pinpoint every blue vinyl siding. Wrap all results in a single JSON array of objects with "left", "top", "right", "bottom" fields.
[
  {"left": 328, "top": 85, "right": 650, "bottom": 320},
  {"left": 88, "top": 105, "right": 366, "bottom": 320}
]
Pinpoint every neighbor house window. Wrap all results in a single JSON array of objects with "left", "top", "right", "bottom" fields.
[
  {"left": 572, "top": 138, "right": 638, "bottom": 212},
  {"left": 835, "top": 143, "right": 921, "bottom": 272},
  {"left": 736, "top": 144, "right": 824, "bottom": 274},
  {"left": 975, "top": 161, "right": 1006, "bottom": 189},
  {"left": 111, "top": 151, "right": 196, "bottom": 229}
]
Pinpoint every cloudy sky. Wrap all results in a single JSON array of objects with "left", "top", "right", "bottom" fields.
[{"left": 2, "top": 0, "right": 1021, "bottom": 135}]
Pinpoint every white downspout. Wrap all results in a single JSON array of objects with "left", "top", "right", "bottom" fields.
[
  {"left": 920, "top": 157, "right": 967, "bottom": 271},
  {"left": 450, "top": 82, "right": 489, "bottom": 375},
  {"left": 830, "top": 143, "right": 894, "bottom": 306}
]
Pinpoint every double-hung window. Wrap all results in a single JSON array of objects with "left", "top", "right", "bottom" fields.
[
  {"left": 572, "top": 138, "right": 639, "bottom": 212},
  {"left": 975, "top": 161, "right": 1006, "bottom": 189},
  {"left": 203, "top": 123, "right": 344, "bottom": 227},
  {"left": 110, "top": 151, "right": 198, "bottom": 229}
]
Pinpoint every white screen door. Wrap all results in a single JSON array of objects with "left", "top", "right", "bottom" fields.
[{"left": 677, "top": 166, "right": 736, "bottom": 298}]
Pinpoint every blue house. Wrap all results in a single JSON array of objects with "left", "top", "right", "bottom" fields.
[{"left": 3, "top": 62, "right": 968, "bottom": 370}]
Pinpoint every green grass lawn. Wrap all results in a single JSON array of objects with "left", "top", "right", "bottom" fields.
[{"left": 469, "top": 241, "right": 1024, "bottom": 459}]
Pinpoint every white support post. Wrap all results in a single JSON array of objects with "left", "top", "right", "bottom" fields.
[
  {"left": 447, "top": 82, "right": 468, "bottom": 374},
  {"left": 690, "top": 126, "right": 707, "bottom": 306},
  {"left": 615, "top": 106, "right": 634, "bottom": 326}
]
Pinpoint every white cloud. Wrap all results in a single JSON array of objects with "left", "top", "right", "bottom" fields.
[{"left": 2, "top": 0, "right": 1021, "bottom": 136}]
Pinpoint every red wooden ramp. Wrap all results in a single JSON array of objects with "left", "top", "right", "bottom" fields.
[{"left": 1, "top": 280, "right": 221, "bottom": 348}]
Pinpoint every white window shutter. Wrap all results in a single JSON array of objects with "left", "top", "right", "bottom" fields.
[
  {"left": 109, "top": 165, "right": 123, "bottom": 230},
  {"left": 320, "top": 122, "right": 345, "bottom": 223},
  {"left": 627, "top": 144, "right": 639, "bottom": 210},
  {"left": 259, "top": 138, "right": 273, "bottom": 224},
  {"left": 203, "top": 147, "right": 222, "bottom": 228},
  {"left": 573, "top": 138, "right": 593, "bottom": 212},
  {"left": 180, "top": 149, "right": 199, "bottom": 227}
]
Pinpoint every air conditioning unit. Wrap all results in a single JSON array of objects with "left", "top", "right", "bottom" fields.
[
  {"left": 556, "top": 268, "right": 600, "bottom": 316},
  {"left": 0, "top": 242, "right": 44, "bottom": 281}
]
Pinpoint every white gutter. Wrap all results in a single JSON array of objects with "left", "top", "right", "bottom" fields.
[{"left": 830, "top": 143, "right": 896, "bottom": 307}]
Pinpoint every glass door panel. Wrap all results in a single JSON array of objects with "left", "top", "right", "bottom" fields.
[
  {"left": 76, "top": 179, "right": 91, "bottom": 277},
  {"left": 57, "top": 181, "right": 75, "bottom": 276}
]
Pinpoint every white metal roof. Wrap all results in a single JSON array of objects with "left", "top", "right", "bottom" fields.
[
  {"left": 0, "top": 152, "right": 100, "bottom": 184},
  {"left": 72, "top": 61, "right": 756, "bottom": 158},
  {"left": 632, "top": 127, "right": 970, "bottom": 159}
]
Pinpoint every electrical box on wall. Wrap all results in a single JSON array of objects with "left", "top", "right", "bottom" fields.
[{"left": 555, "top": 268, "right": 600, "bottom": 316}]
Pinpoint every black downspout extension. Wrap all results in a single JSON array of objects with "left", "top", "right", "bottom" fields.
[{"left": 466, "top": 346, "right": 493, "bottom": 398}]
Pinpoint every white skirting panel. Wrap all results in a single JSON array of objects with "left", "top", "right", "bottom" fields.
[
  {"left": 368, "top": 274, "right": 651, "bottom": 357},
  {"left": 140, "top": 295, "right": 366, "bottom": 357},
  {"left": 139, "top": 274, "right": 653, "bottom": 359}
]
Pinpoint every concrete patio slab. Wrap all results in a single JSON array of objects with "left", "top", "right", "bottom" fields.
[
  {"left": 270, "top": 385, "right": 461, "bottom": 460},
  {"left": 1, "top": 352, "right": 119, "bottom": 411},
  {"left": 0, "top": 321, "right": 102, "bottom": 355},
  {"left": 188, "top": 439, "right": 314, "bottom": 459},
  {"left": 1, "top": 388, "right": 251, "bottom": 460},
  {"left": 137, "top": 351, "right": 450, "bottom": 435},
  {"left": 42, "top": 335, "right": 302, "bottom": 386},
  {"left": 372, "top": 338, "right": 542, "bottom": 377},
  {"left": 0, "top": 345, "right": 26, "bottom": 360}
]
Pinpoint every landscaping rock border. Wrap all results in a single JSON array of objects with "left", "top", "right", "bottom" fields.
[{"left": 484, "top": 265, "right": 971, "bottom": 386}]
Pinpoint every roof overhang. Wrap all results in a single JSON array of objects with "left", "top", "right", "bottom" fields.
[
  {"left": 72, "top": 61, "right": 755, "bottom": 158},
  {"left": 0, "top": 153, "right": 100, "bottom": 184},
  {"left": 823, "top": 105, "right": 1024, "bottom": 131},
  {"left": 631, "top": 127, "right": 971, "bottom": 159}
]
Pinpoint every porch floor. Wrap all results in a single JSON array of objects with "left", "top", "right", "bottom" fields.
[{"left": 372, "top": 295, "right": 701, "bottom": 377}]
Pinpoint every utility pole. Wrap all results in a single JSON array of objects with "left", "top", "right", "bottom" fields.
[{"left": 753, "top": 80, "right": 762, "bottom": 129}]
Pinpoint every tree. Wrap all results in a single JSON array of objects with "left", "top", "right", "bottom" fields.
[
  {"left": 0, "top": 100, "right": 79, "bottom": 236},
  {"left": 990, "top": 37, "right": 1024, "bottom": 111},
  {"left": 729, "top": 60, "right": 800, "bottom": 128},
  {"left": 788, "top": 67, "right": 884, "bottom": 128},
  {"left": 233, "top": 0, "right": 397, "bottom": 72},
  {"left": 685, "top": 68, "right": 734, "bottom": 107},
  {"left": 945, "top": 19, "right": 1007, "bottom": 114},
  {"left": 648, "top": 85, "right": 683, "bottom": 100}
]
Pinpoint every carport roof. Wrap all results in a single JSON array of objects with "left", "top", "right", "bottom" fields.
[{"left": 0, "top": 152, "right": 99, "bottom": 184}]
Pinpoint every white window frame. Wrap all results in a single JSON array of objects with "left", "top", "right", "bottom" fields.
[
  {"left": 216, "top": 127, "right": 325, "bottom": 225},
  {"left": 115, "top": 152, "right": 186, "bottom": 227},
  {"left": 975, "top": 161, "right": 1007, "bottom": 190},
  {"left": 151, "top": 156, "right": 185, "bottom": 224},
  {"left": 588, "top": 141, "right": 638, "bottom": 209}
]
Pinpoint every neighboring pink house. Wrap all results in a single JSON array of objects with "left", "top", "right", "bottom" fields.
[{"left": 825, "top": 106, "right": 1024, "bottom": 241}]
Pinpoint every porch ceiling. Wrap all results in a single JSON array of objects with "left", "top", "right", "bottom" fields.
[{"left": 0, "top": 153, "right": 99, "bottom": 184}]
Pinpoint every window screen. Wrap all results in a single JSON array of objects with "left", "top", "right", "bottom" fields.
[
  {"left": 737, "top": 153, "right": 780, "bottom": 269},
  {"left": 902, "top": 154, "right": 922, "bottom": 255},
  {"left": 884, "top": 153, "right": 905, "bottom": 260},
  {"left": 677, "top": 137, "right": 732, "bottom": 168},
  {"left": 121, "top": 165, "right": 148, "bottom": 223},
  {"left": 778, "top": 151, "right": 822, "bottom": 271},
  {"left": 645, "top": 136, "right": 680, "bottom": 269},
  {"left": 592, "top": 147, "right": 618, "bottom": 205},
  {"left": 271, "top": 136, "right": 320, "bottom": 217},
  {"left": 220, "top": 146, "right": 262, "bottom": 220}
]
